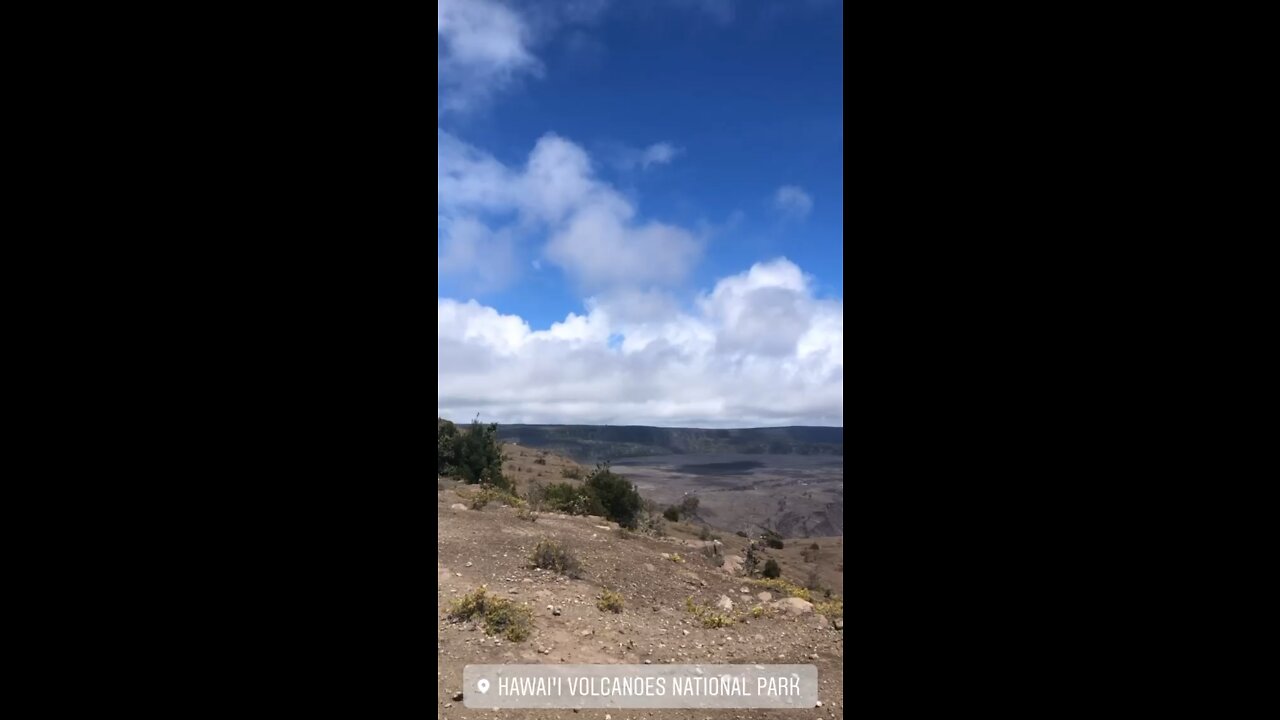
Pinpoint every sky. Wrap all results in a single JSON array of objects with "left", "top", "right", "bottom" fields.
[{"left": 438, "top": 0, "right": 843, "bottom": 428}]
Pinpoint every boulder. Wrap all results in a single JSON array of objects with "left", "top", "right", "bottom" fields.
[
  {"left": 715, "top": 595, "right": 734, "bottom": 612},
  {"left": 450, "top": 503, "right": 468, "bottom": 511},
  {"left": 771, "top": 597, "right": 814, "bottom": 616}
]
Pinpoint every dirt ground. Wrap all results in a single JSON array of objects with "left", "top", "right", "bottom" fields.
[{"left": 436, "top": 480, "right": 845, "bottom": 719}]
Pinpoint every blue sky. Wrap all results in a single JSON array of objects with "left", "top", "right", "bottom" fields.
[{"left": 438, "top": 0, "right": 843, "bottom": 427}]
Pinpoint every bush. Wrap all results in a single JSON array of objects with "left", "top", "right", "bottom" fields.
[
  {"left": 736, "top": 530, "right": 749, "bottom": 538},
  {"left": 699, "top": 525, "right": 712, "bottom": 541},
  {"left": 530, "top": 539, "right": 581, "bottom": 578},
  {"left": 543, "top": 482, "right": 603, "bottom": 516},
  {"left": 701, "top": 543, "right": 724, "bottom": 567},
  {"left": 815, "top": 599, "right": 843, "bottom": 621},
  {"left": 470, "top": 485, "right": 524, "bottom": 510},
  {"left": 750, "top": 577, "right": 813, "bottom": 602},
  {"left": 534, "top": 454, "right": 547, "bottom": 465},
  {"left": 447, "top": 587, "right": 533, "bottom": 642},
  {"left": 763, "top": 529, "right": 784, "bottom": 550},
  {"left": 561, "top": 466, "right": 583, "bottom": 479},
  {"left": 801, "top": 543, "right": 820, "bottom": 563},
  {"left": 762, "top": 558, "right": 781, "bottom": 578},
  {"left": 679, "top": 496, "right": 699, "bottom": 515},
  {"left": 684, "top": 596, "right": 735, "bottom": 628},
  {"left": 663, "top": 507, "right": 680, "bottom": 522},
  {"left": 667, "top": 553, "right": 685, "bottom": 564},
  {"left": 597, "top": 589, "right": 624, "bottom": 613},
  {"left": 585, "top": 463, "right": 643, "bottom": 529},
  {"left": 516, "top": 506, "right": 539, "bottom": 522},
  {"left": 442, "top": 419, "right": 510, "bottom": 490}
]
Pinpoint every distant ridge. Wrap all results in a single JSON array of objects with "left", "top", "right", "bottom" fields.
[{"left": 492, "top": 423, "right": 843, "bottom": 463}]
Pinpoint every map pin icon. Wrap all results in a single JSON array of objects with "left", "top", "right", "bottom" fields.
[{"left": 477, "top": 679, "right": 490, "bottom": 694}]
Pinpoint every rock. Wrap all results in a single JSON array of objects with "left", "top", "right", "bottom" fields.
[
  {"left": 813, "top": 615, "right": 830, "bottom": 629},
  {"left": 771, "top": 597, "right": 814, "bottom": 615},
  {"left": 553, "top": 607, "right": 562, "bottom": 616},
  {"left": 833, "top": 618, "right": 843, "bottom": 630},
  {"left": 452, "top": 692, "right": 463, "bottom": 701},
  {"left": 715, "top": 595, "right": 734, "bottom": 612},
  {"left": 644, "top": 659, "right": 652, "bottom": 664},
  {"left": 579, "top": 629, "right": 593, "bottom": 637},
  {"left": 756, "top": 592, "right": 772, "bottom": 601},
  {"left": 683, "top": 630, "right": 690, "bottom": 636},
  {"left": 740, "top": 587, "right": 749, "bottom": 593},
  {"left": 450, "top": 503, "right": 467, "bottom": 511},
  {"left": 816, "top": 701, "right": 824, "bottom": 707},
  {"left": 464, "top": 561, "right": 473, "bottom": 567},
  {"left": 644, "top": 563, "right": 656, "bottom": 572}
]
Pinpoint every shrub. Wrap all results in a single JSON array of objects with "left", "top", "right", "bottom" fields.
[
  {"left": 684, "top": 596, "right": 735, "bottom": 628},
  {"left": 534, "top": 454, "right": 547, "bottom": 465},
  {"left": 561, "top": 466, "right": 583, "bottom": 479},
  {"left": 801, "top": 542, "right": 820, "bottom": 563},
  {"left": 543, "top": 482, "right": 603, "bottom": 516},
  {"left": 530, "top": 539, "right": 581, "bottom": 578},
  {"left": 470, "top": 485, "right": 524, "bottom": 510},
  {"left": 762, "top": 558, "right": 781, "bottom": 578},
  {"left": 701, "top": 543, "right": 724, "bottom": 567},
  {"left": 445, "top": 419, "right": 510, "bottom": 490},
  {"left": 815, "top": 599, "right": 843, "bottom": 621},
  {"left": 679, "top": 496, "right": 700, "bottom": 515},
  {"left": 447, "top": 587, "right": 533, "bottom": 642},
  {"left": 667, "top": 553, "right": 685, "bottom": 564},
  {"left": 663, "top": 507, "right": 680, "bottom": 522},
  {"left": 438, "top": 420, "right": 459, "bottom": 475},
  {"left": 805, "top": 567, "right": 821, "bottom": 590},
  {"left": 750, "top": 577, "right": 813, "bottom": 602},
  {"left": 516, "top": 506, "right": 539, "bottom": 522},
  {"left": 736, "top": 530, "right": 749, "bottom": 538},
  {"left": 750, "top": 605, "right": 770, "bottom": 619},
  {"left": 585, "top": 463, "right": 643, "bottom": 529},
  {"left": 698, "top": 525, "right": 712, "bottom": 541},
  {"left": 597, "top": 589, "right": 624, "bottom": 613}
]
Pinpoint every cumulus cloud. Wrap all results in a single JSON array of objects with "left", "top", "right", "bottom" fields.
[
  {"left": 437, "top": 258, "right": 842, "bottom": 427},
  {"left": 438, "top": 0, "right": 542, "bottom": 113},
  {"left": 438, "top": 215, "right": 519, "bottom": 292},
  {"left": 438, "top": 130, "right": 702, "bottom": 290},
  {"left": 773, "top": 185, "right": 813, "bottom": 219}
]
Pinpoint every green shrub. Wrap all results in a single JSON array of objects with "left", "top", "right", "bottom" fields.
[
  {"left": 543, "top": 482, "right": 603, "bottom": 516},
  {"left": 763, "top": 529, "right": 784, "bottom": 549},
  {"left": 684, "top": 596, "right": 735, "bottom": 628},
  {"left": 585, "top": 463, "right": 643, "bottom": 529},
  {"left": 597, "top": 589, "right": 624, "bottom": 613},
  {"left": 441, "top": 419, "right": 510, "bottom": 490},
  {"left": 470, "top": 485, "right": 524, "bottom": 510},
  {"left": 447, "top": 587, "right": 533, "bottom": 642},
  {"left": 762, "top": 558, "right": 781, "bottom": 578},
  {"left": 561, "top": 466, "right": 583, "bottom": 479},
  {"left": 815, "top": 599, "right": 843, "bottom": 621},
  {"left": 530, "top": 539, "right": 581, "bottom": 578},
  {"left": 663, "top": 507, "right": 680, "bottom": 522},
  {"left": 516, "top": 506, "right": 539, "bottom": 522}
]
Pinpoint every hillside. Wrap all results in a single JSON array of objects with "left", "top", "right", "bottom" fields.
[
  {"left": 437, "top": 475, "right": 844, "bottom": 718},
  {"left": 497, "top": 424, "right": 843, "bottom": 463}
]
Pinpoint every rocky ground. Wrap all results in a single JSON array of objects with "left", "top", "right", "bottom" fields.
[{"left": 437, "top": 480, "right": 845, "bottom": 720}]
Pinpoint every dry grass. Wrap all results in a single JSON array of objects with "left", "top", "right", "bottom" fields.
[
  {"left": 597, "top": 589, "right": 624, "bottom": 613},
  {"left": 447, "top": 587, "right": 533, "bottom": 642},
  {"left": 530, "top": 538, "right": 581, "bottom": 578}
]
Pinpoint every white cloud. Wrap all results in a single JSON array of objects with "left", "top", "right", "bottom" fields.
[
  {"left": 773, "top": 185, "right": 813, "bottom": 219},
  {"left": 437, "top": 258, "right": 842, "bottom": 427},
  {"left": 438, "top": 0, "right": 542, "bottom": 113},
  {"left": 641, "top": 142, "right": 681, "bottom": 168},
  {"left": 438, "top": 215, "right": 518, "bottom": 292},
  {"left": 438, "top": 130, "right": 702, "bottom": 291}
]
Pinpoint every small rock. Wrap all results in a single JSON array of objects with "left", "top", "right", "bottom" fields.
[
  {"left": 757, "top": 592, "right": 772, "bottom": 602},
  {"left": 715, "top": 595, "right": 734, "bottom": 612},
  {"left": 740, "top": 587, "right": 749, "bottom": 594},
  {"left": 553, "top": 607, "right": 562, "bottom": 616},
  {"left": 443, "top": 703, "right": 451, "bottom": 708},
  {"left": 464, "top": 561, "right": 473, "bottom": 568},
  {"left": 579, "top": 629, "right": 593, "bottom": 637},
  {"left": 450, "top": 503, "right": 468, "bottom": 511},
  {"left": 683, "top": 630, "right": 690, "bottom": 636},
  {"left": 816, "top": 701, "right": 824, "bottom": 707},
  {"left": 644, "top": 659, "right": 652, "bottom": 664},
  {"left": 452, "top": 691, "right": 463, "bottom": 701},
  {"left": 833, "top": 618, "right": 843, "bottom": 630}
]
